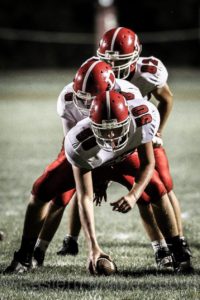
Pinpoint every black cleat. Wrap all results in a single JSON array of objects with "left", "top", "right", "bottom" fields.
[
  {"left": 173, "top": 249, "right": 194, "bottom": 274},
  {"left": 155, "top": 247, "right": 174, "bottom": 271},
  {"left": 180, "top": 238, "right": 192, "bottom": 257},
  {"left": 175, "top": 259, "right": 194, "bottom": 274},
  {"left": 32, "top": 247, "right": 45, "bottom": 268},
  {"left": 168, "top": 240, "right": 194, "bottom": 274},
  {"left": 57, "top": 236, "right": 78, "bottom": 256},
  {"left": 4, "top": 251, "right": 32, "bottom": 274}
]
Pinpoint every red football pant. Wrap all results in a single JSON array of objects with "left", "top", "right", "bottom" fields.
[
  {"left": 32, "top": 146, "right": 171, "bottom": 206},
  {"left": 154, "top": 147, "right": 173, "bottom": 192}
]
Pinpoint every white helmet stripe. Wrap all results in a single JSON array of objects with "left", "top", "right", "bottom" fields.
[
  {"left": 104, "top": 69, "right": 115, "bottom": 89},
  {"left": 82, "top": 60, "right": 100, "bottom": 92},
  {"left": 111, "top": 27, "right": 122, "bottom": 51},
  {"left": 106, "top": 91, "right": 111, "bottom": 119},
  {"left": 134, "top": 33, "right": 138, "bottom": 47}
]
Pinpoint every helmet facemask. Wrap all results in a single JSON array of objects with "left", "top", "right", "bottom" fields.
[
  {"left": 73, "top": 89, "right": 95, "bottom": 116},
  {"left": 97, "top": 45, "right": 142, "bottom": 79},
  {"left": 91, "top": 116, "right": 131, "bottom": 152}
]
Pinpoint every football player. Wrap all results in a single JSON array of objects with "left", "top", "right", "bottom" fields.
[
  {"left": 34, "top": 57, "right": 191, "bottom": 273},
  {"left": 64, "top": 90, "right": 190, "bottom": 273},
  {"left": 4, "top": 59, "right": 116, "bottom": 274},
  {"left": 59, "top": 27, "right": 191, "bottom": 268},
  {"left": 6, "top": 59, "right": 165, "bottom": 273},
  {"left": 32, "top": 59, "right": 173, "bottom": 271}
]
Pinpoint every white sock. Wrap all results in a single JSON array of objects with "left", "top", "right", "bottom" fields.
[
  {"left": 151, "top": 239, "right": 168, "bottom": 253},
  {"left": 35, "top": 238, "right": 50, "bottom": 252},
  {"left": 66, "top": 234, "right": 78, "bottom": 242},
  {"left": 180, "top": 236, "right": 185, "bottom": 240}
]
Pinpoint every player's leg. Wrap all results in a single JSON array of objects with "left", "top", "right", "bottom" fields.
[
  {"left": 154, "top": 147, "right": 192, "bottom": 256},
  {"left": 4, "top": 150, "right": 75, "bottom": 274},
  {"left": 154, "top": 147, "right": 181, "bottom": 229},
  {"left": 148, "top": 179, "right": 193, "bottom": 273},
  {"left": 137, "top": 201, "right": 173, "bottom": 270},
  {"left": 57, "top": 194, "right": 81, "bottom": 256},
  {"left": 33, "top": 190, "right": 77, "bottom": 266},
  {"left": 114, "top": 154, "right": 192, "bottom": 272},
  {"left": 33, "top": 201, "right": 65, "bottom": 266},
  {"left": 137, "top": 196, "right": 175, "bottom": 271},
  {"left": 137, "top": 202, "right": 163, "bottom": 241},
  {"left": 168, "top": 190, "right": 183, "bottom": 236},
  {"left": 151, "top": 194, "right": 178, "bottom": 239},
  {"left": 23, "top": 195, "right": 49, "bottom": 239},
  {"left": 111, "top": 154, "right": 173, "bottom": 270},
  {"left": 4, "top": 194, "right": 50, "bottom": 274}
]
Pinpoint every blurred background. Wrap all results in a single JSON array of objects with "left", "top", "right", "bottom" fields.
[
  {"left": 0, "top": 0, "right": 199, "bottom": 69},
  {"left": 0, "top": 3, "right": 200, "bottom": 297}
]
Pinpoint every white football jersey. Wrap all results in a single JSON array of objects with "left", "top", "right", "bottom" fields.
[
  {"left": 114, "top": 78, "right": 142, "bottom": 99},
  {"left": 57, "top": 80, "right": 142, "bottom": 135},
  {"left": 65, "top": 98, "right": 160, "bottom": 170},
  {"left": 57, "top": 83, "right": 85, "bottom": 135},
  {"left": 130, "top": 56, "right": 168, "bottom": 97}
]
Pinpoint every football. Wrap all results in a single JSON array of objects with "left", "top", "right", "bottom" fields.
[{"left": 96, "top": 258, "right": 117, "bottom": 276}]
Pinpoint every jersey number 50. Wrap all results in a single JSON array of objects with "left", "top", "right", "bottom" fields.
[{"left": 131, "top": 105, "right": 152, "bottom": 127}]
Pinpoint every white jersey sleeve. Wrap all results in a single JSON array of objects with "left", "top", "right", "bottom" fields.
[
  {"left": 57, "top": 82, "right": 85, "bottom": 135},
  {"left": 57, "top": 82, "right": 74, "bottom": 118},
  {"left": 65, "top": 118, "right": 97, "bottom": 169},
  {"left": 131, "top": 56, "right": 168, "bottom": 97},
  {"left": 115, "top": 79, "right": 143, "bottom": 99}
]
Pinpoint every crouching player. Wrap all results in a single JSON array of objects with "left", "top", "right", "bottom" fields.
[{"left": 64, "top": 90, "right": 192, "bottom": 273}]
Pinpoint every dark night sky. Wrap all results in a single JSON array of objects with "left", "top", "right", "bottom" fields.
[{"left": 0, "top": 0, "right": 199, "bottom": 68}]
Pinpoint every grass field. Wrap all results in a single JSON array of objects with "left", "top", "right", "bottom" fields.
[{"left": 0, "top": 68, "right": 200, "bottom": 300}]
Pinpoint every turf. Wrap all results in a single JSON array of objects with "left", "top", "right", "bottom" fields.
[{"left": 0, "top": 69, "right": 200, "bottom": 300}]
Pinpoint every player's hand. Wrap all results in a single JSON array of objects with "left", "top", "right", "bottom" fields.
[
  {"left": 93, "top": 190, "right": 107, "bottom": 206},
  {"left": 152, "top": 132, "right": 163, "bottom": 147},
  {"left": 93, "top": 181, "right": 111, "bottom": 206},
  {"left": 110, "top": 194, "right": 136, "bottom": 213},
  {"left": 88, "top": 246, "right": 111, "bottom": 275}
]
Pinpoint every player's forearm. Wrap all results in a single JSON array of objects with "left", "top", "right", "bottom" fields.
[
  {"left": 132, "top": 142, "right": 155, "bottom": 201},
  {"left": 130, "top": 162, "right": 155, "bottom": 201},
  {"left": 157, "top": 100, "right": 173, "bottom": 133},
  {"left": 72, "top": 166, "right": 99, "bottom": 250},
  {"left": 153, "top": 85, "right": 173, "bottom": 133},
  {"left": 77, "top": 193, "right": 99, "bottom": 250}
]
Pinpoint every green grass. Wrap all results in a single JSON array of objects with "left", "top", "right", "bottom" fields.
[{"left": 0, "top": 69, "right": 200, "bottom": 300}]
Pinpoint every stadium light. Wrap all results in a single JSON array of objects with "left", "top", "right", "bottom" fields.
[{"left": 98, "top": 0, "right": 114, "bottom": 7}]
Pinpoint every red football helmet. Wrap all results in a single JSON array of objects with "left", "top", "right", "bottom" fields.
[
  {"left": 73, "top": 58, "right": 115, "bottom": 115},
  {"left": 90, "top": 90, "right": 130, "bottom": 151},
  {"left": 97, "top": 27, "right": 141, "bottom": 79}
]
